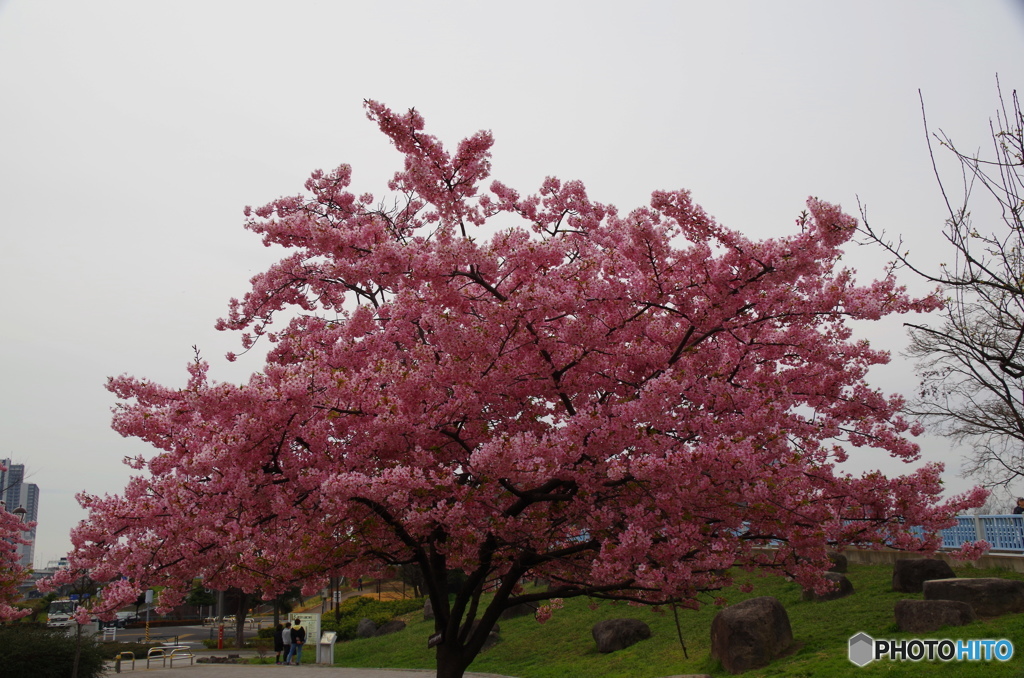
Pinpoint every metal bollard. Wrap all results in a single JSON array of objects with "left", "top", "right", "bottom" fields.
[{"left": 114, "top": 653, "right": 121, "bottom": 673}]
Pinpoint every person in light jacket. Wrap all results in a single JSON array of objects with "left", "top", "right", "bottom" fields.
[{"left": 280, "top": 622, "right": 292, "bottom": 664}]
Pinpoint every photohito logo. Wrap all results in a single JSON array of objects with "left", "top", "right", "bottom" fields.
[{"left": 849, "top": 632, "right": 1014, "bottom": 666}]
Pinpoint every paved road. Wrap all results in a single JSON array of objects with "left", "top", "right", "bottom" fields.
[{"left": 106, "top": 622, "right": 263, "bottom": 646}]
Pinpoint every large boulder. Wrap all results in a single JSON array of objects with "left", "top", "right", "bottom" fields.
[
  {"left": 892, "top": 558, "right": 956, "bottom": 593},
  {"left": 460, "top": 620, "right": 499, "bottom": 637},
  {"left": 827, "top": 552, "right": 848, "bottom": 573},
  {"left": 356, "top": 618, "right": 377, "bottom": 638},
  {"left": 374, "top": 620, "right": 406, "bottom": 636},
  {"left": 500, "top": 602, "right": 535, "bottom": 620},
  {"left": 894, "top": 599, "right": 976, "bottom": 633},
  {"left": 710, "top": 597, "right": 793, "bottom": 674},
  {"left": 423, "top": 599, "right": 434, "bottom": 621},
  {"left": 923, "top": 578, "right": 1024, "bottom": 617},
  {"left": 592, "top": 618, "right": 651, "bottom": 653},
  {"left": 480, "top": 630, "right": 501, "bottom": 652},
  {"left": 459, "top": 620, "right": 501, "bottom": 652},
  {"left": 801, "top": 572, "right": 854, "bottom": 602}
]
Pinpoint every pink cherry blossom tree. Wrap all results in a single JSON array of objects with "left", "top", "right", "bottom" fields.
[
  {"left": 50, "top": 103, "right": 986, "bottom": 677},
  {"left": 0, "top": 468, "right": 33, "bottom": 621}
]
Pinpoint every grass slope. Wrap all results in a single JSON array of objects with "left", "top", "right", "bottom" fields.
[{"left": 333, "top": 563, "right": 1024, "bottom": 677}]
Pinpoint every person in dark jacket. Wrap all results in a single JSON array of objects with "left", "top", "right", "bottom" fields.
[
  {"left": 287, "top": 619, "right": 306, "bottom": 664},
  {"left": 1013, "top": 498, "right": 1024, "bottom": 515},
  {"left": 273, "top": 623, "right": 285, "bottom": 664}
]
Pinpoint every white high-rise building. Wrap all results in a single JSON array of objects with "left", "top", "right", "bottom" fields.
[{"left": 0, "top": 459, "right": 39, "bottom": 569}]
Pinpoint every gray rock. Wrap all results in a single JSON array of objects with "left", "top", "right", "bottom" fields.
[
  {"left": 892, "top": 558, "right": 956, "bottom": 593},
  {"left": 500, "top": 602, "right": 535, "bottom": 620},
  {"left": 459, "top": 620, "right": 499, "bottom": 638},
  {"left": 356, "top": 617, "right": 377, "bottom": 638},
  {"left": 894, "top": 599, "right": 976, "bottom": 632},
  {"left": 423, "top": 598, "right": 434, "bottom": 621},
  {"left": 197, "top": 656, "right": 247, "bottom": 664},
  {"left": 374, "top": 620, "right": 406, "bottom": 636},
  {"left": 480, "top": 630, "right": 501, "bottom": 651},
  {"left": 801, "top": 572, "right": 854, "bottom": 602},
  {"left": 923, "top": 577, "right": 1024, "bottom": 616},
  {"left": 448, "top": 620, "right": 501, "bottom": 651},
  {"left": 592, "top": 618, "right": 652, "bottom": 653},
  {"left": 710, "top": 596, "right": 793, "bottom": 674},
  {"left": 827, "top": 552, "right": 848, "bottom": 573}
]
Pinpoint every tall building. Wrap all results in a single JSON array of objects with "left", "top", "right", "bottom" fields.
[{"left": 0, "top": 459, "right": 39, "bottom": 569}]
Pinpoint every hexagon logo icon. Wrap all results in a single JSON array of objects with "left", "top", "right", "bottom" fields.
[{"left": 848, "top": 632, "right": 875, "bottom": 667}]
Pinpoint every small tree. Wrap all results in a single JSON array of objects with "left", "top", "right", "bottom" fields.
[
  {"left": 185, "top": 580, "right": 215, "bottom": 618},
  {"left": 271, "top": 586, "right": 302, "bottom": 627},
  {"left": 862, "top": 81, "right": 1024, "bottom": 494},
  {"left": 0, "top": 464, "right": 33, "bottom": 621},
  {"left": 52, "top": 102, "right": 985, "bottom": 678},
  {"left": 19, "top": 592, "right": 57, "bottom": 623},
  {"left": 400, "top": 564, "right": 425, "bottom": 599}
]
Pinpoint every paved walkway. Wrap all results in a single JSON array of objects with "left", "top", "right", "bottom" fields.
[
  {"left": 107, "top": 649, "right": 515, "bottom": 677},
  {"left": 109, "top": 665, "right": 512, "bottom": 677}
]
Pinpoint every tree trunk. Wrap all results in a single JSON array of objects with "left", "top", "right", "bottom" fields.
[
  {"left": 234, "top": 592, "right": 249, "bottom": 649},
  {"left": 435, "top": 642, "right": 472, "bottom": 678},
  {"left": 71, "top": 622, "right": 83, "bottom": 678}
]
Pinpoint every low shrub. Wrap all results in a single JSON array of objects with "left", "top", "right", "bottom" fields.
[
  {"left": 0, "top": 625, "right": 106, "bottom": 678},
  {"left": 340, "top": 595, "right": 424, "bottom": 618},
  {"left": 321, "top": 596, "right": 424, "bottom": 641}
]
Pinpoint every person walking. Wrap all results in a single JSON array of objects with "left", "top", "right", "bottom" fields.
[
  {"left": 273, "top": 623, "right": 285, "bottom": 664},
  {"left": 280, "top": 621, "right": 292, "bottom": 664},
  {"left": 288, "top": 619, "right": 306, "bottom": 665}
]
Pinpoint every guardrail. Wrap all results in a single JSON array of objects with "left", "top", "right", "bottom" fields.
[
  {"left": 113, "top": 651, "right": 134, "bottom": 673},
  {"left": 145, "top": 646, "right": 195, "bottom": 669},
  {"left": 939, "top": 514, "right": 1024, "bottom": 553}
]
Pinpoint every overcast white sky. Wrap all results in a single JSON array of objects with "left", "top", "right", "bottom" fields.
[{"left": 2, "top": 1, "right": 1024, "bottom": 568}]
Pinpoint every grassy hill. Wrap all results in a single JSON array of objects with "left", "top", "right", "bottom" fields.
[{"left": 331, "top": 562, "right": 1024, "bottom": 677}]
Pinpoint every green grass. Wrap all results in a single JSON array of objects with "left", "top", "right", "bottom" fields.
[{"left": 332, "top": 563, "right": 1024, "bottom": 677}]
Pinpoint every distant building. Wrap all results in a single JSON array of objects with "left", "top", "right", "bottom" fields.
[{"left": 0, "top": 459, "right": 39, "bottom": 569}]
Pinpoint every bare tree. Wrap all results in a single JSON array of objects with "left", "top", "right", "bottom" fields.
[{"left": 862, "top": 79, "right": 1024, "bottom": 492}]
